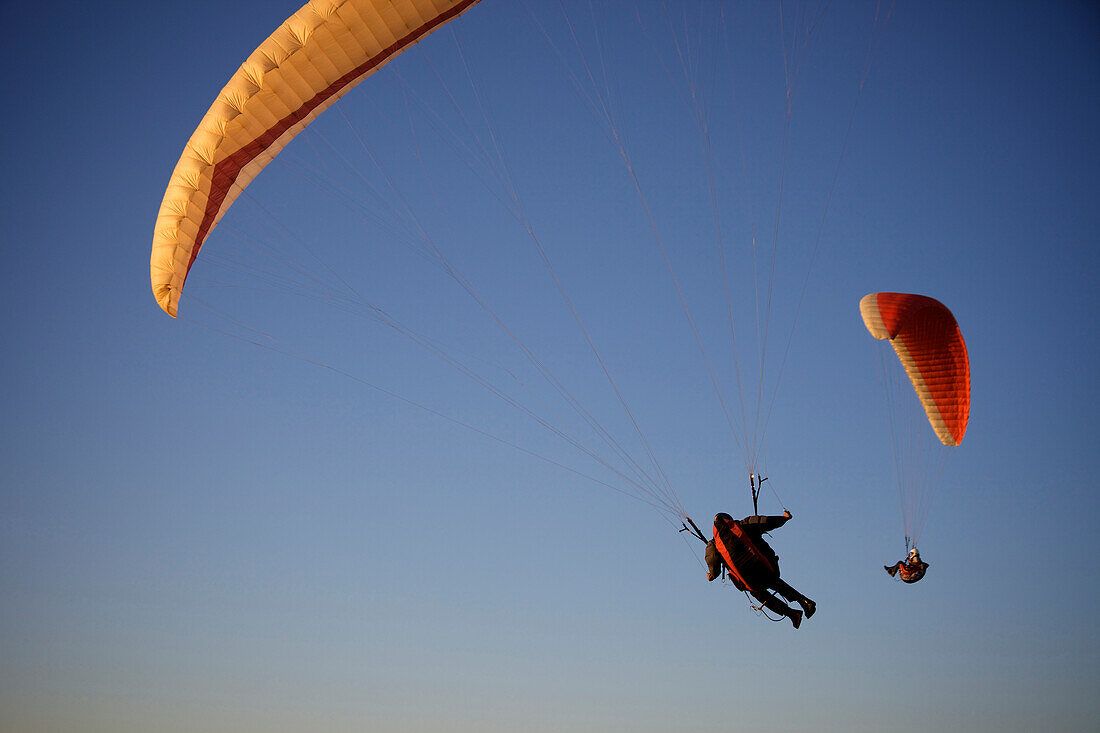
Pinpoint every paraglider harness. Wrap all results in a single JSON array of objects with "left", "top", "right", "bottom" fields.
[
  {"left": 891, "top": 542, "right": 928, "bottom": 583},
  {"left": 895, "top": 561, "right": 927, "bottom": 583},
  {"left": 680, "top": 474, "right": 789, "bottom": 620}
]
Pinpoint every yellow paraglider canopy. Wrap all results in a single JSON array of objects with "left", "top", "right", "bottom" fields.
[{"left": 150, "top": 0, "right": 481, "bottom": 317}]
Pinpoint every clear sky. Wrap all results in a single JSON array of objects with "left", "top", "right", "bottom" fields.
[{"left": 2, "top": 1, "right": 1098, "bottom": 731}]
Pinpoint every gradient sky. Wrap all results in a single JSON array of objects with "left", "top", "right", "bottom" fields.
[{"left": 2, "top": 1, "right": 1098, "bottom": 731}]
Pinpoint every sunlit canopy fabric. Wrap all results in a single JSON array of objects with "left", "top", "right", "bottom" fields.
[
  {"left": 150, "top": 0, "right": 482, "bottom": 317},
  {"left": 860, "top": 292, "right": 970, "bottom": 446}
]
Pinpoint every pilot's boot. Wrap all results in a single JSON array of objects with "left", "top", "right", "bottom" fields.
[{"left": 788, "top": 608, "right": 803, "bottom": 629}]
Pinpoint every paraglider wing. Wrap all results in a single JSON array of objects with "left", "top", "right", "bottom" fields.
[
  {"left": 860, "top": 292, "right": 970, "bottom": 446},
  {"left": 150, "top": 0, "right": 482, "bottom": 317}
]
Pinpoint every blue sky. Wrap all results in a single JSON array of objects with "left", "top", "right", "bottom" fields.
[{"left": 2, "top": 1, "right": 1098, "bottom": 731}]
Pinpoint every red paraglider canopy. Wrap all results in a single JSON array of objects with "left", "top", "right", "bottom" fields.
[{"left": 860, "top": 292, "right": 970, "bottom": 446}]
